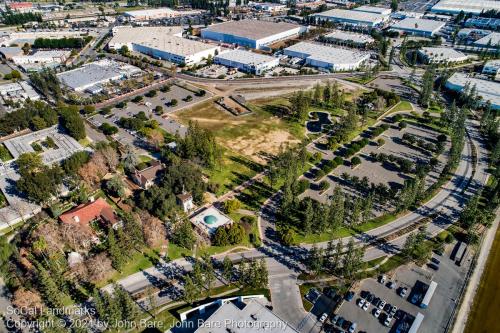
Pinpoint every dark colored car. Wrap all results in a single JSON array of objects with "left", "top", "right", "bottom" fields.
[
  {"left": 336, "top": 317, "right": 345, "bottom": 328},
  {"left": 366, "top": 293, "right": 375, "bottom": 303},
  {"left": 431, "top": 257, "right": 441, "bottom": 265},
  {"left": 345, "top": 291, "right": 355, "bottom": 301},
  {"left": 428, "top": 263, "right": 439, "bottom": 270}
]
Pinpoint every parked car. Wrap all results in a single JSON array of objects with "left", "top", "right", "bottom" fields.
[
  {"left": 373, "top": 297, "right": 381, "bottom": 308},
  {"left": 431, "top": 257, "right": 441, "bottom": 265},
  {"left": 379, "top": 275, "right": 387, "bottom": 284},
  {"left": 348, "top": 322, "right": 357, "bottom": 333},
  {"left": 319, "top": 313, "right": 328, "bottom": 323},
  {"left": 387, "top": 281, "right": 397, "bottom": 289},
  {"left": 331, "top": 315, "right": 340, "bottom": 325},
  {"left": 345, "top": 291, "right": 355, "bottom": 301},
  {"left": 366, "top": 293, "right": 374, "bottom": 303},
  {"left": 362, "top": 301, "right": 370, "bottom": 311},
  {"left": 384, "top": 303, "right": 392, "bottom": 312},
  {"left": 399, "top": 287, "right": 408, "bottom": 298},
  {"left": 384, "top": 315, "right": 393, "bottom": 327},
  {"left": 358, "top": 299, "right": 366, "bottom": 308},
  {"left": 379, "top": 299, "right": 386, "bottom": 310},
  {"left": 428, "top": 263, "right": 439, "bottom": 270},
  {"left": 390, "top": 305, "right": 398, "bottom": 316},
  {"left": 374, "top": 308, "right": 382, "bottom": 318}
]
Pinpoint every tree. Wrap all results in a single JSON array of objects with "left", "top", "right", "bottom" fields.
[
  {"left": 108, "top": 228, "right": 126, "bottom": 271},
  {"left": 351, "top": 156, "right": 361, "bottom": 168},
  {"left": 391, "top": 0, "right": 398, "bottom": 12},
  {"left": 222, "top": 256, "right": 233, "bottom": 283},
  {"left": 308, "top": 245, "right": 324, "bottom": 276},
  {"left": 106, "top": 175, "right": 126, "bottom": 198},
  {"left": 183, "top": 275, "right": 198, "bottom": 304},
  {"left": 223, "top": 199, "right": 241, "bottom": 214},
  {"left": 171, "top": 219, "right": 196, "bottom": 249},
  {"left": 119, "top": 45, "right": 130, "bottom": 56},
  {"left": 59, "top": 106, "right": 86, "bottom": 140}
]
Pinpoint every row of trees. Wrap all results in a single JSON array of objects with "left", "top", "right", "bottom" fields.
[
  {"left": 308, "top": 239, "right": 365, "bottom": 281},
  {"left": 0, "top": 100, "right": 58, "bottom": 136},
  {"left": 1, "top": 12, "right": 42, "bottom": 25},
  {"left": 33, "top": 37, "right": 92, "bottom": 49},
  {"left": 30, "top": 69, "right": 63, "bottom": 101}
]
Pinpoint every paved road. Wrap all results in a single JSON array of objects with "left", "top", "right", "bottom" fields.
[{"left": 105, "top": 116, "right": 488, "bottom": 332}]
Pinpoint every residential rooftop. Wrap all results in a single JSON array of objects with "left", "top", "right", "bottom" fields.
[
  {"left": 202, "top": 20, "right": 302, "bottom": 40},
  {"left": 215, "top": 49, "right": 277, "bottom": 66},
  {"left": 390, "top": 18, "right": 446, "bottom": 33}
]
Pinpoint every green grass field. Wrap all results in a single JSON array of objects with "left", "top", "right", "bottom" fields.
[{"left": 465, "top": 227, "right": 500, "bottom": 333}]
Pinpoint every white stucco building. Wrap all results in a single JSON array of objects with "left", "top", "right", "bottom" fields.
[
  {"left": 283, "top": 42, "right": 370, "bottom": 71},
  {"left": 108, "top": 26, "right": 219, "bottom": 65},
  {"left": 215, "top": 49, "right": 279, "bottom": 75}
]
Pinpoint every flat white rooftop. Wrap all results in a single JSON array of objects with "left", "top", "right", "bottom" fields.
[
  {"left": 3, "top": 125, "right": 84, "bottom": 163},
  {"left": 390, "top": 18, "right": 445, "bottom": 33},
  {"left": 124, "top": 7, "right": 177, "bottom": 17},
  {"left": 446, "top": 72, "right": 500, "bottom": 108},
  {"left": 475, "top": 32, "right": 500, "bottom": 46},
  {"left": 215, "top": 49, "right": 277, "bottom": 66},
  {"left": 313, "top": 8, "right": 387, "bottom": 24},
  {"left": 202, "top": 19, "right": 302, "bottom": 40},
  {"left": 353, "top": 5, "right": 392, "bottom": 15},
  {"left": 324, "top": 30, "right": 375, "bottom": 44},
  {"left": 137, "top": 35, "right": 217, "bottom": 57},
  {"left": 194, "top": 299, "right": 299, "bottom": 333},
  {"left": 431, "top": 0, "right": 500, "bottom": 14},
  {"left": 57, "top": 59, "right": 141, "bottom": 91},
  {"left": 285, "top": 42, "right": 369, "bottom": 65},
  {"left": 419, "top": 47, "right": 468, "bottom": 61},
  {"left": 110, "top": 26, "right": 183, "bottom": 44}
]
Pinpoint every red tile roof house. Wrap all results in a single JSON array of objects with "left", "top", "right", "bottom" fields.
[
  {"left": 59, "top": 198, "right": 120, "bottom": 230},
  {"left": 131, "top": 160, "right": 164, "bottom": 189}
]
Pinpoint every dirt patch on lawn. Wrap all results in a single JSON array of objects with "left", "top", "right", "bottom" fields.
[{"left": 225, "top": 128, "right": 300, "bottom": 164}]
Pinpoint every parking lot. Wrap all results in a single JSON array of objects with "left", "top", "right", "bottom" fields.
[
  {"left": 303, "top": 121, "right": 449, "bottom": 208},
  {"left": 332, "top": 241, "right": 471, "bottom": 333}
]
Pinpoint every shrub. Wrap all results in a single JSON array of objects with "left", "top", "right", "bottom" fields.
[
  {"left": 315, "top": 169, "right": 325, "bottom": 180},
  {"left": 296, "top": 179, "right": 310, "bottom": 194},
  {"left": 319, "top": 180, "right": 330, "bottom": 191},
  {"left": 377, "top": 138, "right": 385, "bottom": 146},
  {"left": 132, "top": 95, "right": 143, "bottom": 103},
  {"left": 351, "top": 156, "right": 361, "bottom": 167},
  {"left": 334, "top": 156, "right": 344, "bottom": 165}
]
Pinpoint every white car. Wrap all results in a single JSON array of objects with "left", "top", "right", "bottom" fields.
[
  {"left": 374, "top": 308, "right": 382, "bottom": 318},
  {"left": 384, "top": 315, "right": 393, "bottom": 327},
  {"left": 358, "top": 299, "right": 366, "bottom": 308},
  {"left": 362, "top": 301, "right": 370, "bottom": 311},
  {"left": 378, "top": 300, "right": 386, "bottom": 310},
  {"left": 379, "top": 275, "right": 387, "bottom": 284},
  {"left": 319, "top": 313, "right": 328, "bottom": 323}
]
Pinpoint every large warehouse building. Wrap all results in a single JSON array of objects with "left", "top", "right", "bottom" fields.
[
  {"left": 201, "top": 20, "right": 306, "bottom": 49},
  {"left": 312, "top": 9, "right": 388, "bottom": 28},
  {"left": 283, "top": 42, "right": 370, "bottom": 71},
  {"left": 323, "top": 30, "right": 375, "bottom": 47},
  {"left": 474, "top": 32, "right": 500, "bottom": 47},
  {"left": 390, "top": 18, "right": 446, "bottom": 37},
  {"left": 122, "top": 7, "right": 202, "bottom": 21},
  {"left": 446, "top": 72, "right": 500, "bottom": 110},
  {"left": 417, "top": 47, "right": 468, "bottom": 64},
  {"left": 108, "top": 26, "right": 219, "bottom": 65},
  {"left": 353, "top": 5, "right": 392, "bottom": 16},
  {"left": 431, "top": 0, "right": 500, "bottom": 15},
  {"left": 214, "top": 49, "right": 279, "bottom": 75},
  {"left": 57, "top": 59, "right": 142, "bottom": 93}
]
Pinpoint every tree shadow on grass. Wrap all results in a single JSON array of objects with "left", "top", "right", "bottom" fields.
[{"left": 228, "top": 154, "right": 263, "bottom": 173}]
